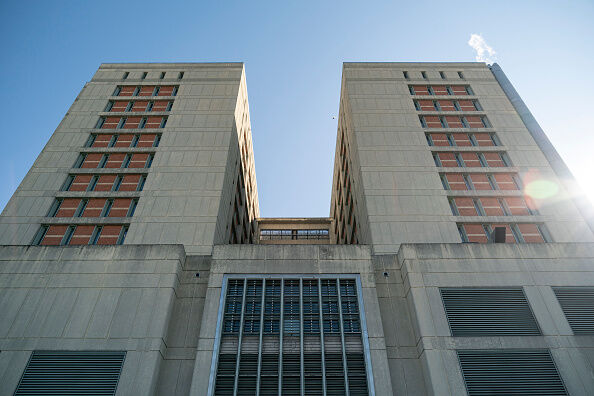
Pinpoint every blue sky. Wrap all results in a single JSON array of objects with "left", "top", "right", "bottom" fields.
[{"left": 1, "top": 0, "right": 593, "bottom": 217}]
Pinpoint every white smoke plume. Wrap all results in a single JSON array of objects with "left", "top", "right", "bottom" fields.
[{"left": 468, "top": 34, "right": 497, "bottom": 64}]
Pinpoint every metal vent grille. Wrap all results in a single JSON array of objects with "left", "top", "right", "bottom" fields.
[
  {"left": 212, "top": 276, "right": 371, "bottom": 396},
  {"left": 14, "top": 351, "right": 126, "bottom": 395},
  {"left": 458, "top": 349, "right": 567, "bottom": 395},
  {"left": 441, "top": 288, "right": 541, "bottom": 336},
  {"left": 553, "top": 287, "right": 594, "bottom": 334}
]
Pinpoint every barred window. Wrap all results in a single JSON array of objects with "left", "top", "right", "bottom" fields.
[{"left": 212, "top": 276, "right": 372, "bottom": 395}]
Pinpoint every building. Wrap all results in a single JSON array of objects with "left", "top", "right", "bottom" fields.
[{"left": 0, "top": 62, "right": 593, "bottom": 395}]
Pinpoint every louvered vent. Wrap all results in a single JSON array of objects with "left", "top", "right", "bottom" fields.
[
  {"left": 441, "top": 288, "right": 541, "bottom": 336},
  {"left": 14, "top": 351, "right": 126, "bottom": 395},
  {"left": 458, "top": 349, "right": 567, "bottom": 395},
  {"left": 553, "top": 287, "right": 594, "bottom": 334}
]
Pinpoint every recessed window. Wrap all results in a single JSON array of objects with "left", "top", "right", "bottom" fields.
[
  {"left": 449, "top": 198, "right": 459, "bottom": 215},
  {"left": 465, "top": 86, "right": 474, "bottom": 95},
  {"left": 127, "top": 199, "right": 138, "bottom": 217},
  {"left": 104, "top": 101, "right": 114, "bottom": 112},
  {"left": 433, "top": 101, "right": 441, "bottom": 111},
  {"left": 440, "top": 174, "right": 450, "bottom": 190},
  {"left": 108, "top": 134, "right": 118, "bottom": 147},
  {"left": 89, "top": 226, "right": 102, "bottom": 245},
  {"left": 74, "top": 199, "right": 88, "bottom": 217},
  {"left": 112, "top": 176, "right": 123, "bottom": 191},
  {"left": 85, "top": 134, "right": 96, "bottom": 147},
  {"left": 427, "top": 86, "right": 435, "bottom": 95},
  {"left": 425, "top": 134, "right": 434, "bottom": 146},
  {"left": 478, "top": 153, "right": 488, "bottom": 167},
  {"left": 139, "top": 117, "right": 147, "bottom": 129},
  {"left": 487, "top": 174, "right": 498, "bottom": 190},
  {"left": 469, "top": 134, "right": 478, "bottom": 146},
  {"left": 117, "top": 118, "right": 126, "bottom": 129},
  {"left": 101, "top": 200, "right": 113, "bottom": 217},
  {"left": 61, "top": 226, "right": 75, "bottom": 245},
  {"left": 178, "top": 71, "right": 184, "bottom": 80},
  {"left": 141, "top": 72, "right": 147, "bottom": 79},
  {"left": 73, "top": 154, "right": 86, "bottom": 169},
  {"left": 153, "top": 134, "right": 161, "bottom": 147},
  {"left": 439, "top": 116, "right": 448, "bottom": 128},
  {"left": 123, "top": 72, "right": 129, "bottom": 80},
  {"left": 481, "top": 116, "right": 491, "bottom": 128},
  {"left": 403, "top": 71, "right": 409, "bottom": 79},
  {"left": 113, "top": 86, "right": 122, "bottom": 96},
  {"left": 473, "top": 198, "right": 485, "bottom": 215},
  {"left": 87, "top": 175, "right": 99, "bottom": 191},
  {"left": 160, "top": 72, "right": 165, "bottom": 79},
  {"left": 472, "top": 100, "right": 482, "bottom": 111},
  {"left": 145, "top": 154, "right": 154, "bottom": 168},
  {"left": 446, "top": 86, "right": 453, "bottom": 95},
  {"left": 95, "top": 118, "right": 105, "bottom": 129},
  {"left": 172, "top": 86, "right": 178, "bottom": 96},
  {"left": 137, "top": 175, "right": 146, "bottom": 191},
  {"left": 122, "top": 154, "right": 131, "bottom": 169},
  {"left": 432, "top": 153, "right": 442, "bottom": 167},
  {"left": 461, "top": 117, "right": 469, "bottom": 128},
  {"left": 160, "top": 117, "right": 167, "bottom": 128},
  {"left": 510, "top": 224, "right": 524, "bottom": 243},
  {"left": 414, "top": 100, "right": 421, "bottom": 111},
  {"left": 125, "top": 102, "right": 133, "bottom": 112},
  {"left": 153, "top": 86, "right": 161, "bottom": 96},
  {"left": 46, "top": 199, "right": 62, "bottom": 217},
  {"left": 439, "top": 71, "right": 446, "bottom": 79},
  {"left": 446, "top": 134, "right": 455, "bottom": 146},
  {"left": 457, "top": 224, "right": 468, "bottom": 242},
  {"left": 458, "top": 71, "right": 464, "bottom": 79},
  {"left": 500, "top": 152, "right": 512, "bottom": 167},
  {"left": 455, "top": 153, "right": 464, "bottom": 167},
  {"left": 408, "top": 86, "right": 415, "bottom": 95},
  {"left": 146, "top": 102, "right": 154, "bottom": 112},
  {"left": 133, "top": 86, "right": 140, "bottom": 96},
  {"left": 453, "top": 100, "right": 461, "bottom": 111},
  {"left": 98, "top": 154, "right": 109, "bottom": 168},
  {"left": 131, "top": 135, "right": 139, "bottom": 148},
  {"left": 419, "top": 116, "right": 427, "bottom": 128},
  {"left": 166, "top": 101, "right": 173, "bottom": 111},
  {"left": 421, "top": 71, "right": 427, "bottom": 79},
  {"left": 463, "top": 174, "right": 473, "bottom": 190},
  {"left": 117, "top": 226, "right": 128, "bottom": 245},
  {"left": 490, "top": 134, "right": 501, "bottom": 146},
  {"left": 32, "top": 225, "right": 49, "bottom": 245}
]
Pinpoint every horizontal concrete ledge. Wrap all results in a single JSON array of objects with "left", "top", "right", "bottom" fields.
[{"left": 100, "top": 62, "right": 244, "bottom": 68}]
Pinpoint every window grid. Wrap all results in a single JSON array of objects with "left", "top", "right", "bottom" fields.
[{"left": 213, "top": 276, "right": 370, "bottom": 396}]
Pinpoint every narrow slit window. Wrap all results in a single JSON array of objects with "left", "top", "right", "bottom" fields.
[
  {"left": 108, "top": 134, "right": 118, "bottom": 147},
  {"left": 73, "top": 154, "right": 86, "bottom": 169},
  {"left": 153, "top": 86, "right": 160, "bottom": 96},
  {"left": 178, "top": 71, "right": 184, "bottom": 80},
  {"left": 137, "top": 175, "right": 146, "bottom": 191},
  {"left": 145, "top": 154, "right": 154, "bottom": 168},
  {"left": 113, "top": 176, "right": 123, "bottom": 191},
  {"left": 439, "top": 71, "right": 446, "bottom": 79},
  {"left": 89, "top": 226, "right": 102, "bottom": 245},
  {"left": 458, "top": 71, "right": 464, "bottom": 79},
  {"left": 133, "top": 86, "right": 140, "bottom": 96},
  {"left": 403, "top": 71, "right": 409, "bottom": 79},
  {"left": 87, "top": 175, "right": 99, "bottom": 191},
  {"left": 122, "top": 154, "right": 131, "bottom": 169},
  {"left": 166, "top": 101, "right": 173, "bottom": 111},
  {"left": 172, "top": 86, "right": 178, "bottom": 96},
  {"left": 32, "top": 226, "right": 48, "bottom": 245},
  {"left": 421, "top": 71, "right": 427, "bottom": 79},
  {"left": 113, "top": 86, "right": 122, "bottom": 96},
  {"left": 47, "top": 199, "right": 62, "bottom": 217},
  {"left": 74, "top": 199, "right": 88, "bottom": 217},
  {"left": 127, "top": 199, "right": 138, "bottom": 217},
  {"left": 98, "top": 154, "right": 109, "bottom": 168},
  {"left": 141, "top": 72, "right": 147, "bottom": 79},
  {"left": 160, "top": 72, "right": 165, "bottom": 79},
  {"left": 102, "top": 200, "right": 113, "bottom": 217},
  {"left": 104, "top": 101, "right": 114, "bottom": 112},
  {"left": 131, "top": 134, "right": 139, "bottom": 147},
  {"left": 61, "top": 226, "right": 76, "bottom": 245},
  {"left": 85, "top": 134, "right": 96, "bottom": 147},
  {"left": 419, "top": 116, "right": 427, "bottom": 128},
  {"left": 153, "top": 134, "right": 161, "bottom": 147},
  {"left": 117, "top": 226, "right": 128, "bottom": 245}
]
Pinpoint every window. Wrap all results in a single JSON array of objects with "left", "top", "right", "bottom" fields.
[
  {"left": 408, "top": 86, "right": 415, "bottom": 95},
  {"left": 124, "top": 102, "right": 132, "bottom": 112},
  {"left": 133, "top": 86, "right": 140, "bottom": 96},
  {"left": 449, "top": 198, "right": 459, "bottom": 215},
  {"left": 74, "top": 199, "right": 88, "bottom": 217},
  {"left": 472, "top": 100, "right": 482, "bottom": 111},
  {"left": 117, "top": 226, "right": 128, "bottom": 244},
  {"left": 457, "top": 71, "right": 464, "bottom": 79},
  {"left": 123, "top": 72, "right": 129, "bottom": 79},
  {"left": 172, "top": 86, "right": 178, "bottom": 96},
  {"left": 463, "top": 174, "right": 473, "bottom": 190},
  {"left": 178, "top": 71, "right": 184, "bottom": 80},
  {"left": 108, "top": 134, "right": 118, "bottom": 147},
  {"left": 465, "top": 86, "right": 474, "bottom": 95},
  {"left": 510, "top": 224, "right": 524, "bottom": 243},
  {"left": 46, "top": 199, "right": 62, "bottom": 217},
  {"left": 441, "top": 288, "right": 541, "bottom": 336},
  {"left": 478, "top": 153, "right": 488, "bottom": 167},
  {"left": 117, "top": 117, "right": 126, "bottom": 129},
  {"left": 122, "top": 154, "right": 131, "bottom": 169},
  {"left": 457, "top": 350, "right": 567, "bottom": 395},
  {"left": 113, "top": 86, "right": 122, "bottom": 96},
  {"left": 453, "top": 100, "right": 461, "bottom": 111},
  {"left": 146, "top": 154, "right": 154, "bottom": 168},
  {"left": 127, "top": 199, "right": 138, "bottom": 217},
  {"left": 427, "top": 86, "right": 434, "bottom": 95},
  {"left": 104, "top": 101, "right": 114, "bottom": 112},
  {"left": 403, "top": 71, "right": 409, "bottom": 79},
  {"left": 439, "top": 71, "right": 446, "bottom": 79},
  {"left": 439, "top": 116, "right": 448, "bottom": 128},
  {"left": 61, "top": 226, "right": 75, "bottom": 245},
  {"left": 112, "top": 175, "right": 123, "bottom": 191},
  {"left": 32, "top": 225, "right": 49, "bottom": 245},
  {"left": 421, "top": 71, "right": 427, "bottom": 79},
  {"left": 473, "top": 199, "right": 485, "bottom": 216},
  {"left": 131, "top": 134, "right": 139, "bottom": 148},
  {"left": 414, "top": 100, "right": 421, "bottom": 111},
  {"left": 84, "top": 134, "right": 96, "bottom": 148},
  {"left": 87, "top": 175, "right": 99, "bottom": 191},
  {"left": 166, "top": 101, "right": 173, "bottom": 111},
  {"left": 446, "top": 86, "right": 453, "bottom": 95},
  {"left": 212, "top": 276, "right": 371, "bottom": 395},
  {"left": 95, "top": 118, "right": 105, "bottom": 129},
  {"left": 481, "top": 116, "right": 491, "bottom": 128},
  {"left": 433, "top": 101, "right": 441, "bottom": 111},
  {"left": 490, "top": 134, "right": 501, "bottom": 146},
  {"left": 425, "top": 134, "right": 434, "bottom": 146},
  {"left": 432, "top": 153, "right": 442, "bottom": 167},
  {"left": 469, "top": 134, "right": 478, "bottom": 146},
  {"left": 160, "top": 117, "right": 167, "bottom": 128},
  {"left": 446, "top": 134, "right": 455, "bottom": 146},
  {"left": 89, "top": 226, "right": 102, "bottom": 245},
  {"left": 419, "top": 116, "right": 427, "bottom": 128},
  {"left": 160, "top": 72, "right": 165, "bottom": 79},
  {"left": 102, "top": 199, "right": 113, "bottom": 217},
  {"left": 137, "top": 175, "right": 146, "bottom": 191},
  {"left": 500, "top": 152, "right": 512, "bottom": 166},
  {"left": 98, "top": 154, "right": 108, "bottom": 168},
  {"left": 139, "top": 117, "right": 147, "bottom": 129},
  {"left": 487, "top": 174, "right": 498, "bottom": 190},
  {"left": 73, "top": 154, "right": 86, "bottom": 169},
  {"left": 153, "top": 86, "right": 160, "bottom": 96},
  {"left": 457, "top": 224, "right": 468, "bottom": 242},
  {"left": 14, "top": 351, "right": 126, "bottom": 395},
  {"left": 141, "top": 72, "right": 147, "bottom": 79},
  {"left": 153, "top": 134, "right": 161, "bottom": 147},
  {"left": 461, "top": 117, "right": 469, "bottom": 128},
  {"left": 440, "top": 174, "right": 450, "bottom": 190},
  {"left": 455, "top": 153, "right": 464, "bottom": 167},
  {"left": 499, "top": 198, "right": 511, "bottom": 216}
]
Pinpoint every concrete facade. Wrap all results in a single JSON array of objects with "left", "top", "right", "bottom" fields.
[{"left": 1, "top": 62, "right": 593, "bottom": 395}]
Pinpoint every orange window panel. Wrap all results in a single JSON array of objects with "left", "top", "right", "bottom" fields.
[
  {"left": 438, "top": 100, "right": 455, "bottom": 111},
  {"left": 432, "top": 86, "right": 448, "bottom": 95},
  {"left": 158, "top": 86, "right": 175, "bottom": 96},
  {"left": 466, "top": 115, "right": 484, "bottom": 128},
  {"left": 461, "top": 153, "right": 481, "bottom": 167},
  {"left": 137, "top": 134, "right": 157, "bottom": 148},
  {"left": 413, "top": 85, "right": 430, "bottom": 95},
  {"left": 505, "top": 197, "right": 530, "bottom": 216},
  {"left": 152, "top": 101, "right": 169, "bottom": 111},
  {"left": 418, "top": 100, "right": 434, "bottom": 111},
  {"left": 458, "top": 100, "right": 475, "bottom": 111},
  {"left": 97, "top": 225, "right": 123, "bottom": 245},
  {"left": 518, "top": 224, "right": 544, "bottom": 243},
  {"left": 454, "top": 197, "right": 478, "bottom": 216},
  {"left": 437, "top": 152, "right": 457, "bottom": 167},
  {"left": 139, "top": 86, "right": 156, "bottom": 96},
  {"left": 82, "top": 199, "right": 107, "bottom": 218},
  {"left": 146, "top": 116, "right": 162, "bottom": 129},
  {"left": 69, "top": 225, "right": 95, "bottom": 245},
  {"left": 425, "top": 116, "right": 441, "bottom": 128},
  {"left": 55, "top": 198, "right": 82, "bottom": 217},
  {"left": 111, "top": 101, "right": 128, "bottom": 112},
  {"left": 452, "top": 85, "right": 469, "bottom": 95},
  {"left": 119, "top": 86, "right": 136, "bottom": 96},
  {"left": 431, "top": 133, "right": 449, "bottom": 146},
  {"left": 452, "top": 133, "right": 472, "bottom": 147},
  {"left": 469, "top": 174, "right": 492, "bottom": 190},
  {"left": 41, "top": 225, "right": 69, "bottom": 246},
  {"left": 70, "top": 175, "right": 93, "bottom": 191},
  {"left": 120, "top": 175, "right": 141, "bottom": 191},
  {"left": 114, "top": 134, "right": 134, "bottom": 148},
  {"left": 123, "top": 116, "right": 142, "bottom": 129},
  {"left": 484, "top": 152, "right": 505, "bottom": 167},
  {"left": 131, "top": 101, "right": 149, "bottom": 112},
  {"left": 445, "top": 116, "right": 463, "bottom": 128},
  {"left": 105, "top": 153, "right": 126, "bottom": 168},
  {"left": 129, "top": 153, "right": 149, "bottom": 168},
  {"left": 102, "top": 117, "right": 120, "bottom": 129},
  {"left": 480, "top": 198, "right": 504, "bottom": 216},
  {"left": 462, "top": 224, "right": 488, "bottom": 243},
  {"left": 81, "top": 154, "right": 103, "bottom": 169},
  {"left": 490, "top": 224, "right": 516, "bottom": 243},
  {"left": 494, "top": 174, "right": 518, "bottom": 190},
  {"left": 96, "top": 175, "right": 116, "bottom": 192},
  {"left": 474, "top": 133, "right": 494, "bottom": 146},
  {"left": 109, "top": 198, "right": 132, "bottom": 217},
  {"left": 445, "top": 174, "right": 468, "bottom": 190},
  {"left": 92, "top": 135, "right": 112, "bottom": 148}
]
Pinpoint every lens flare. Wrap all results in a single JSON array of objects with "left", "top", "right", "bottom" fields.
[{"left": 524, "top": 180, "right": 559, "bottom": 199}]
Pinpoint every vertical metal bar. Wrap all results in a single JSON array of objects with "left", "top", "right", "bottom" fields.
[
  {"left": 256, "top": 279, "right": 266, "bottom": 395},
  {"left": 233, "top": 279, "right": 247, "bottom": 396},
  {"left": 317, "top": 278, "right": 327, "bottom": 396},
  {"left": 299, "top": 278, "right": 305, "bottom": 396},
  {"left": 207, "top": 276, "right": 229, "bottom": 396},
  {"left": 336, "top": 278, "right": 350, "bottom": 396},
  {"left": 278, "top": 280, "right": 284, "bottom": 396}
]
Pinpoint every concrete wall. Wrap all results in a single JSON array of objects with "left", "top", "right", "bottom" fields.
[{"left": 396, "top": 242, "right": 594, "bottom": 395}]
